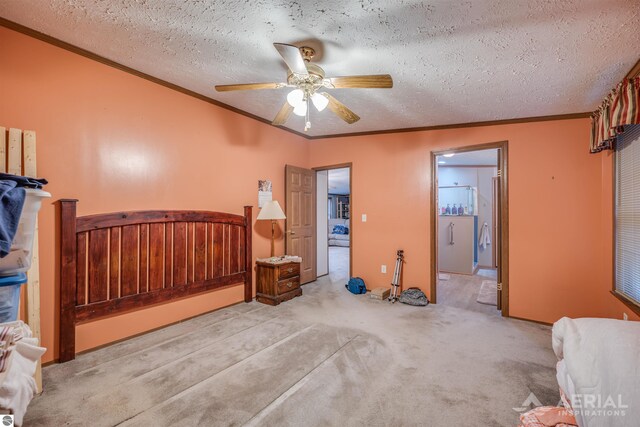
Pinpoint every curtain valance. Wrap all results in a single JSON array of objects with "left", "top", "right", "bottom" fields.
[{"left": 590, "top": 76, "right": 640, "bottom": 153}]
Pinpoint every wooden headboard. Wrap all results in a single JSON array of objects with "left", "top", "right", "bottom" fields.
[{"left": 58, "top": 200, "right": 252, "bottom": 362}]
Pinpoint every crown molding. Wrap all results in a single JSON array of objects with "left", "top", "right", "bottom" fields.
[
  {"left": 0, "top": 17, "right": 310, "bottom": 139},
  {"left": 306, "top": 112, "right": 591, "bottom": 139}
]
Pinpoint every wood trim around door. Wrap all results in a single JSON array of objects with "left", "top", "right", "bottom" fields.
[
  {"left": 430, "top": 140, "right": 510, "bottom": 316},
  {"left": 312, "top": 163, "right": 353, "bottom": 278}
]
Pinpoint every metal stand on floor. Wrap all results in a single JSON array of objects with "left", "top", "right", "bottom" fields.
[{"left": 388, "top": 249, "right": 404, "bottom": 303}]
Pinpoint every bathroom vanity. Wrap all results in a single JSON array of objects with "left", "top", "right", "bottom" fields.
[{"left": 438, "top": 214, "right": 478, "bottom": 275}]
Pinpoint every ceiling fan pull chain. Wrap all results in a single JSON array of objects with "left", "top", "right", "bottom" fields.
[{"left": 304, "top": 97, "right": 311, "bottom": 131}]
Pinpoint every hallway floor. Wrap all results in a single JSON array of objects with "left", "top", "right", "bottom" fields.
[
  {"left": 327, "top": 246, "right": 349, "bottom": 281},
  {"left": 437, "top": 269, "right": 501, "bottom": 316}
]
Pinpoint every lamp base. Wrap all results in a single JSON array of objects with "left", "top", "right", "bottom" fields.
[{"left": 271, "top": 220, "right": 276, "bottom": 258}]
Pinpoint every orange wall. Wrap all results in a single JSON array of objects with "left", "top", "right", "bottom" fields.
[
  {"left": 1, "top": 26, "right": 635, "bottom": 363},
  {"left": 309, "top": 120, "right": 639, "bottom": 323},
  {"left": 0, "top": 27, "right": 309, "bottom": 363}
]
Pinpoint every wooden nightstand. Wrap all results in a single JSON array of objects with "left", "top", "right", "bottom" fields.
[{"left": 256, "top": 260, "right": 302, "bottom": 305}]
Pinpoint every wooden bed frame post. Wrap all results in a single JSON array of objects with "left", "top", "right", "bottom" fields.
[
  {"left": 244, "top": 206, "right": 253, "bottom": 303},
  {"left": 59, "top": 199, "right": 78, "bottom": 362}
]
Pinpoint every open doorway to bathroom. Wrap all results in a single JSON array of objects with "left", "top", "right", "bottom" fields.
[
  {"left": 315, "top": 164, "right": 351, "bottom": 282},
  {"left": 430, "top": 141, "right": 509, "bottom": 316}
]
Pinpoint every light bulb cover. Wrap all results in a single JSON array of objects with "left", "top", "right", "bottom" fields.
[
  {"left": 287, "top": 89, "right": 304, "bottom": 107},
  {"left": 293, "top": 101, "right": 307, "bottom": 116},
  {"left": 311, "top": 93, "right": 329, "bottom": 111}
]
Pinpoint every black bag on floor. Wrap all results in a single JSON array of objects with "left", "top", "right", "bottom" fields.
[{"left": 398, "top": 288, "right": 429, "bottom": 306}]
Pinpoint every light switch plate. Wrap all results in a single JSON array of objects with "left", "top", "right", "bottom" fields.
[
  {"left": 362, "top": 214, "right": 367, "bottom": 222},
  {"left": 381, "top": 265, "right": 386, "bottom": 273}
]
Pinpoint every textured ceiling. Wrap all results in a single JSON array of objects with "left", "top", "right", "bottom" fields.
[{"left": 2, "top": 0, "right": 639, "bottom": 137}]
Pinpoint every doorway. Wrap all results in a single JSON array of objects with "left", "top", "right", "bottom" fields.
[
  {"left": 314, "top": 164, "right": 352, "bottom": 281},
  {"left": 430, "top": 141, "right": 509, "bottom": 316},
  {"left": 283, "top": 163, "right": 353, "bottom": 285}
]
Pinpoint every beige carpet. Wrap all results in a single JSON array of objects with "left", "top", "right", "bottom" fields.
[
  {"left": 477, "top": 280, "right": 498, "bottom": 305},
  {"left": 26, "top": 251, "right": 558, "bottom": 426}
]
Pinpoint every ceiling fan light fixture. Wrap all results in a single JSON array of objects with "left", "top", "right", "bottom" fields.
[
  {"left": 293, "top": 101, "right": 307, "bottom": 117},
  {"left": 286, "top": 89, "right": 304, "bottom": 107},
  {"left": 311, "top": 92, "right": 329, "bottom": 112}
]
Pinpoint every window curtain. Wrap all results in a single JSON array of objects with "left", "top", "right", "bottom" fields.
[{"left": 590, "top": 76, "right": 640, "bottom": 153}]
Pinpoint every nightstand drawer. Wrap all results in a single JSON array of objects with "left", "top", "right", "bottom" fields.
[
  {"left": 277, "top": 277, "right": 299, "bottom": 294},
  {"left": 278, "top": 263, "right": 300, "bottom": 279}
]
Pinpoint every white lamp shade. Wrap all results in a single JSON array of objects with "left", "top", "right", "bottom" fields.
[
  {"left": 292, "top": 101, "right": 307, "bottom": 117},
  {"left": 311, "top": 92, "right": 329, "bottom": 111},
  {"left": 286, "top": 89, "right": 304, "bottom": 107},
  {"left": 257, "top": 200, "right": 286, "bottom": 220}
]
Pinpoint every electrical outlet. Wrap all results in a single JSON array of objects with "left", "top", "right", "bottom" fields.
[
  {"left": 623, "top": 312, "right": 628, "bottom": 321},
  {"left": 362, "top": 214, "right": 367, "bottom": 222},
  {"left": 381, "top": 265, "right": 387, "bottom": 273}
]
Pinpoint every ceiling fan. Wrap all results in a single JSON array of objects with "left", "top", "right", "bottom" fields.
[{"left": 214, "top": 43, "right": 393, "bottom": 131}]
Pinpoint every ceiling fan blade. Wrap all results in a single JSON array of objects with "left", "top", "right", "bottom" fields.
[
  {"left": 214, "top": 82, "right": 283, "bottom": 92},
  {"left": 272, "top": 102, "right": 294, "bottom": 126},
  {"left": 320, "top": 92, "right": 360, "bottom": 124},
  {"left": 273, "top": 43, "right": 309, "bottom": 76},
  {"left": 329, "top": 74, "right": 393, "bottom": 89}
]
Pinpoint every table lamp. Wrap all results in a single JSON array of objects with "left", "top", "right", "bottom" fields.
[{"left": 257, "top": 200, "right": 286, "bottom": 257}]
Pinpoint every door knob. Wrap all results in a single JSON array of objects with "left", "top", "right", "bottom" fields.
[{"left": 286, "top": 230, "right": 296, "bottom": 235}]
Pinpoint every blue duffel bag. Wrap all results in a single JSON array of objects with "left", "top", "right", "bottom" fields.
[{"left": 345, "top": 277, "right": 367, "bottom": 294}]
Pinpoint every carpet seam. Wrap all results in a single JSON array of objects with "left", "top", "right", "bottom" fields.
[
  {"left": 73, "top": 311, "right": 257, "bottom": 376},
  {"left": 114, "top": 324, "right": 318, "bottom": 426},
  {"left": 242, "top": 335, "right": 360, "bottom": 427}
]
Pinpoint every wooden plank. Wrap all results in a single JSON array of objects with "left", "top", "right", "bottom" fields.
[
  {"left": 239, "top": 226, "right": 246, "bottom": 274},
  {"left": 0, "top": 127, "right": 6, "bottom": 173},
  {"left": 76, "top": 211, "right": 245, "bottom": 233},
  {"left": 109, "top": 228, "right": 120, "bottom": 299},
  {"left": 149, "top": 224, "right": 164, "bottom": 291},
  {"left": 121, "top": 225, "right": 138, "bottom": 297},
  {"left": 187, "top": 222, "right": 194, "bottom": 284},
  {"left": 224, "top": 224, "right": 230, "bottom": 275},
  {"left": 7, "top": 128, "right": 22, "bottom": 175},
  {"left": 244, "top": 206, "right": 253, "bottom": 303},
  {"left": 23, "top": 130, "right": 42, "bottom": 391},
  {"left": 23, "top": 130, "right": 37, "bottom": 176},
  {"left": 88, "top": 229, "right": 109, "bottom": 303},
  {"left": 173, "top": 223, "right": 187, "bottom": 286},
  {"left": 207, "top": 222, "right": 214, "bottom": 280},
  {"left": 194, "top": 222, "right": 207, "bottom": 282},
  {"left": 139, "top": 224, "right": 148, "bottom": 293},
  {"left": 76, "top": 233, "right": 87, "bottom": 305},
  {"left": 75, "top": 272, "right": 246, "bottom": 321},
  {"left": 212, "top": 223, "right": 224, "bottom": 278},
  {"left": 230, "top": 225, "right": 240, "bottom": 274},
  {"left": 164, "top": 223, "right": 172, "bottom": 288},
  {"left": 59, "top": 200, "right": 78, "bottom": 362}
]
